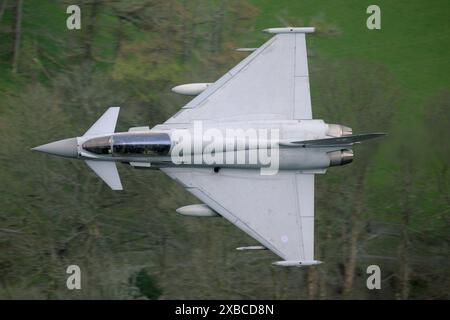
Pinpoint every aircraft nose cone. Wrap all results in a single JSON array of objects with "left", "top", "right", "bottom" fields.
[{"left": 32, "top": 137, "right": 78, "bottom": 158}]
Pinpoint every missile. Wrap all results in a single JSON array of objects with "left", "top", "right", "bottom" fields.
[
  {"left": 176, "top": 204, "right": 219, "bottom": 217},
  {"left": 171, "top": 83, "right": 212, "bottom": 96},
  {"left": 235, "top": 48, "right": 257, "bottom": 52}
]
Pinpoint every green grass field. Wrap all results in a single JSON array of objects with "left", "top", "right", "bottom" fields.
[{"left": 252, "top": 0, "right": 450, "bottom": 98}]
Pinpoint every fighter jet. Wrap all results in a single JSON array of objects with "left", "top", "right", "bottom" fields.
[{"left": 32, "top": 27, "right": 384, "bottom": 267}]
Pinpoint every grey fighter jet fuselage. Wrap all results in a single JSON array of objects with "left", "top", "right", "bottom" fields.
[
  {"left": 34, "top": 117, "right": 360, "bottom": 172},
  {"left": 32, "top": 27, "right": 385, "bottom": 267}
]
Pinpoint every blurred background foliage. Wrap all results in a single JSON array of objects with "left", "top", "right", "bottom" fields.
[{"left": 0, "top": 0, "right": 448, "bottom": 299}]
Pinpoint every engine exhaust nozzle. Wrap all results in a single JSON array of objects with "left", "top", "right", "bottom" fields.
[
  {"left": 327, "top": 124, "right": 353, "bottom": 137},
  {"left": 328, "top": 149, "right": 354, "bottom": 167}
]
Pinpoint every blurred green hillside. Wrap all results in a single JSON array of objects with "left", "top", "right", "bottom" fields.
[{"left": 0, "top": 0, "right": 448, "bottom": 299}]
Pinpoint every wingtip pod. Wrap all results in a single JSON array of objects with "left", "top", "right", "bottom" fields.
[
  {"left": 236, "top": 246, "right": 266, "bottom": 251},
  {"left": 272, "top": 260, "right": 322, "bottom": 267},
  {"left": 263, "top": 27, "right": 315, "bottom": 34}
]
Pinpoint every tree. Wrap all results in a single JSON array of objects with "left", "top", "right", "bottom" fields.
[
  {"left": 12, "top": 0, "right": 22, "bottom": 73},
  {"left": 311, "top": 58, "right": 398, "bottom": 298},
  {"left": 0, "top": 0, "right": 8, "bottom": 24}
]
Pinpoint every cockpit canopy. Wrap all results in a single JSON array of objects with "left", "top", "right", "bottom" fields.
[
  {"left": 82, "top": 132, "right": 171, "bottom": 157},
  {"left": 82, "top": 135, "right": 112, "bottom": 155}
]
